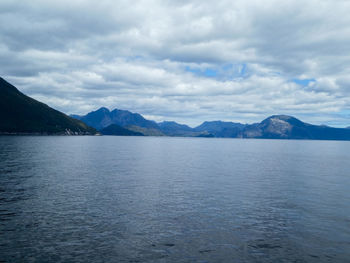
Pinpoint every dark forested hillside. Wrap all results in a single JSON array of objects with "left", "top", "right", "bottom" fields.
[{"left": 0, "top": 77, "right": 96, "bottom": 135}]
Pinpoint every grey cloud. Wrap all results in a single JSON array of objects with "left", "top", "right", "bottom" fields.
[{"left": 1, "top": 0, "right": 350, "bottom": 127}]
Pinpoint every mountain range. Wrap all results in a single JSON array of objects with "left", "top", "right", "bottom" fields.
[
  {"left": 2, "top": 76, "right": 350, "bottom": 140},
  {"left": 72, "top": 107, "right": 350, "bottom": 140},
  {"left": 72, "top": 107, "right": 164, "bottom": 136}
]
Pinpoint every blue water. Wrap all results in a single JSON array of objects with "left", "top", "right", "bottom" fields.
[{"left": 0, "top": 136, "right": 350, "bottom": 262}]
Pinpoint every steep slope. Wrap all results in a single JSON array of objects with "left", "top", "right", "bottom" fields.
[
  {"left": 100, "top": 124, "right": 143, "bottom": 136},
  {"left": 0, "top": 77, "right": 96, "bottom": 134},
  {"left": 73, "top": 107, "right": 112, "bottom": 130},
  {"left": 110, "top": 109, "right": 159, "bottom": 129}
]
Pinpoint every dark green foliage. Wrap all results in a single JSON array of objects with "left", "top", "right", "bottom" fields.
[
  {"left": 0, "top": 77, "right": 96, "bottom": 134},
  {"left": 100, "top": 124, "right": 143, "bottom": 136}
]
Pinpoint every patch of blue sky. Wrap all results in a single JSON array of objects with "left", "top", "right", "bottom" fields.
[
  {"left": 204, "top": 68, "right": 218, "bottom": 77},
  {"left": 318, "top": 111, "right": 350, "bottom": 127},
  {"left": 292, "top": 78, "right": 316, "bottom": 86},
  {"left": 238, "top": 63, "right": 247, "bottom": 76},
  {"left": 185, "top": 63, "right": 248, "bottom": 80},
  {"left": 220, "top": 63, "right": 247, "bottom": 79},
  {"left": 185, "top": 66, "right": 218, "bottom": 77},
  {"left": 337, "top": 110, "right": 350, "bottom": 118},
  {"left": 185, "top": 66, "right": 203, "bottom": 75}
]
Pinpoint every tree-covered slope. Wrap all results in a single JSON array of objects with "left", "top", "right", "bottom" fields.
[{"left": 0, "top": 77, "right": 96, "bottom": 134}]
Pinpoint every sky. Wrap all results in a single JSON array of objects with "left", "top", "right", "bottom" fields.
[{"left": 1, "top": 0, "right": 350, "bottom": 127}]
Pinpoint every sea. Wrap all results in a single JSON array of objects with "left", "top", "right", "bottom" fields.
[{"left": 0, "top": 136, "right": 349, "bottom": 262}]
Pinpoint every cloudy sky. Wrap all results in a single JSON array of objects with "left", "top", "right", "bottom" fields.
[{"left": 1, "top": 0, "right": 350, "bottom": 127}]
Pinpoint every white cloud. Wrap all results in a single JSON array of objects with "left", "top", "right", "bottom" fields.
[{"left": 1, "top": 0, "right": 350, "bottom": 126}]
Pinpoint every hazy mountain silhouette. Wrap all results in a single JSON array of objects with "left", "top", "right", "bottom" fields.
[
  {"left": 158, "top": 121, "right": 211, "bottom": 137},
  {"left": 194, "top": 121, "right": 246, "bottom": 138}
]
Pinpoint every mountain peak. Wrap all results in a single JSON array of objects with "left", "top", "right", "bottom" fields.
[
  {"left": 265, "top": 115, "right": 295, "bottom": 121},
  {"left": 159, "top": 121, "right": 177, "bottom": 125},
  {"left": 262, "top": 115, "right": 305, "bottom": 126},
  {"left": 73, "top": 106, "right": 160, "bottom": 131},
  {"left": 96, "top": 107, "right": 110, "bottom": 113}
]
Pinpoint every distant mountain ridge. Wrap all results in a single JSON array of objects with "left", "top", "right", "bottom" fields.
[
  {"left": 158, "top": 121, "right": 211, "bottom": 137},
  {"left": 72, "top": 108, "right": 204, "bottom": 137},
  {"left": 3, "top": 73, "right": 346, "bottom": 139},
  {"left": 2, "top": 74, "right": 348, "bottom": 140},
  {"left": 72, "top": 107, "right": 160, "bottom": 134},
  {"left": 4, "top": 75, "right": 348, "bottom": 139},
  {"left": 0, "top": 77, "right": 96, "bottom": 135},
  {"left": 194, "top": 121, "right": 246, "bottom": 138},
  {"left": 72, "top": 107, "right": 350, "bottom": 140}
]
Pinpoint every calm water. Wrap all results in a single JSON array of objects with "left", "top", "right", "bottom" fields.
[{"left": 0, "top": 136, "right": 350, "bottom": 262}]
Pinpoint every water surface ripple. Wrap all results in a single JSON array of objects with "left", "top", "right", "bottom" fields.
[{"left": 0, "top": 136, "right": 350, "bottom": 262}]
